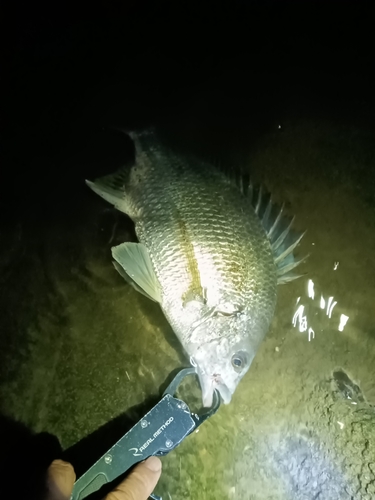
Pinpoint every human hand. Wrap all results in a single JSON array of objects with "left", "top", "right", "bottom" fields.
[{"left": 47, "top": 456, "right": 162, "bottom": 500}]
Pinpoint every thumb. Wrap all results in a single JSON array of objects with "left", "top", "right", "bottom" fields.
[
  {"left": 47, "top": 459, "right": 76, "bottom": 500},
  {"left": 105, "top": 456, "right": 162, "bottom": 500}
]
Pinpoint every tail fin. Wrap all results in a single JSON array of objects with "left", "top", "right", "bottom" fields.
[{"left": 85, "top": 167, "right": 131, "bottom": 216}]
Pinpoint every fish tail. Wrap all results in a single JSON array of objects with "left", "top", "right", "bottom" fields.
[
  {"left": 85, "top": 128, "right": 157, "bottom": 216},
  {"left": 86, "top": 168, "right": 132, "bottom": 215}
]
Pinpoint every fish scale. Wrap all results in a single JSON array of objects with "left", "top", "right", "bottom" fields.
[{"left": 86, "top": 129, "right": 304, "bottom": 406}]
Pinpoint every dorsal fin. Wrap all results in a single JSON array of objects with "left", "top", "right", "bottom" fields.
[
  {"left": 203, "top": 163, "right": 308, "bottom": 284},
  {"left": 242, "top": 179, "right": 307, "bottom": 284}
]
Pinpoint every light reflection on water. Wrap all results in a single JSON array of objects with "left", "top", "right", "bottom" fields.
[{"left": 292, "top": 278, "right": 349, "bottom": 340}]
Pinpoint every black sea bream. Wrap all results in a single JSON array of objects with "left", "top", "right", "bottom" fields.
[{"left": 86, "top": 129, "right": 305, "bottom": 406}]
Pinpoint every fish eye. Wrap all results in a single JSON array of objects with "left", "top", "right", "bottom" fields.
[
  {"left": 231, "top": 352, "right": 247, "bottom": 372},
  {"left": 232, "top": 357, "right": 242, "bottom": 367}
]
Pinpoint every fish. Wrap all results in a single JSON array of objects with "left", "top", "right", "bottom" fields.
[{"left": 86, "top": 129, "right": 305, "bottom": 407}]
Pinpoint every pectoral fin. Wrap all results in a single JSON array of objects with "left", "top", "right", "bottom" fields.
[{"left": 112, "top": 242, "right": 162, "bottom": 303}]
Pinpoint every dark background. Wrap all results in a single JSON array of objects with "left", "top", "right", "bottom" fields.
[{"left": 2, "top": 1, "right": 374, "bottom": 220}]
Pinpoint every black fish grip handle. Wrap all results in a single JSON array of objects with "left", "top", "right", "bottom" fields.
[{"left": 71, "top": 368, "right": 220, "bottom": 500}]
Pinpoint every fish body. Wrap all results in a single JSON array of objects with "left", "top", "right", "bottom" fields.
[{"left": 86, "top": 129, "right": 304, "bottom": 406}]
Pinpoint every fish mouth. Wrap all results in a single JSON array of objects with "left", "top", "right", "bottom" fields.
[
  {"left": 215, "top": 382, "right": 232, "bottom": 405},
  {"left": 197, "top": 372, "right": 232, "bottom": 407}
]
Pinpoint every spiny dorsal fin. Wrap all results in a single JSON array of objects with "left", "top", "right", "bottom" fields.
[
  {"left": 202, "top": 163, "right": 308, "bottom": 284},
  {"left": 245, "top": 180, "right": 308, "bottom": 284}
]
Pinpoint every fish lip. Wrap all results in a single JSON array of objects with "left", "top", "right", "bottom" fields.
[
  {"left": 197, "top": 371, "right": 214, "bottom": 408},
  {"left": 196, "top": 370, "right": 232, "bottom": 407},
  {"left": 215, "top": 381, "right": 232, "bottom": 405}
]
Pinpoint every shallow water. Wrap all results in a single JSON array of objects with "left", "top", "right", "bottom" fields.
[{"left": 1, "top": 95, "right": 375, "bottom": 500}]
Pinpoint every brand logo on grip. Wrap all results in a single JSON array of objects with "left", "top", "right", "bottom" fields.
[{"left": 129, "top": 417, "right": 174, "bottom": 457}]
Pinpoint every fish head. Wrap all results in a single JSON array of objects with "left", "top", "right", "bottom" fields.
[{"left": 188, "top": 312, "right": 265, "bottom": 407}]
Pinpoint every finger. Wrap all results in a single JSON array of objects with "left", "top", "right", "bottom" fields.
[
  {"left": 47, "top": 459, "right": 76, "bottom": 500},
  {"left": 105, "top": 456, "right": 162, "bottom": 500}
]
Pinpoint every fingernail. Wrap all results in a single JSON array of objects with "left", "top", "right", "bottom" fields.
[{"left": 144, "top": 456, "right": 162, "bottom": 472}]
